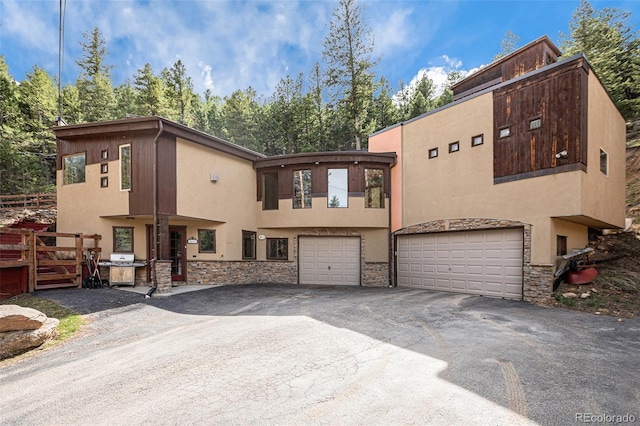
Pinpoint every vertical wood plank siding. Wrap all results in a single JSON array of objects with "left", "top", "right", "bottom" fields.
[{"left": 493, "top": 58, "right": 588, "bottom": 180}]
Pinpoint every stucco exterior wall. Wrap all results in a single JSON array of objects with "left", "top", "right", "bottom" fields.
[{"left": 368, "top": 125, "right": 403, "bottom": 232}]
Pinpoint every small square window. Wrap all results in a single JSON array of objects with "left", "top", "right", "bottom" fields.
[
  {"left": 101, "top": 163, "right": 108, "bottom": 174},
  {"left": 267, "top": 238, "right": 288, "bottom": 260},
  {"left": 471, "top": 134, "right": 484, "bottom": 147},
  {"left": 600, "top": 149, "right": 608, "bottom": 176},
  {"left": 499, "top": 127, "right": 510, "bottom": 138},
  {"left": 449, "top": 142, "right": 459, "bottom": 153},
  {"left": 101, "top": 149, "right": 108, "bottom": 160},
  {"left": 428, "top": 148, "right": 438, "bottom": 159},
  {"left": 198, "top": 229, "right": 216, "bottom": 253},
  {"left": 100, "top": 177, "right": 108, "bottom": 188},
  {"left": 529, "top": 118, "right": 542, "bottom": 130}
]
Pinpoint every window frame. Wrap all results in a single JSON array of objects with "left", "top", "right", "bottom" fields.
[
  {"left": 198, "top": 229, "right": 216, "bottom": 253},
  {"left": 266, "top": 238, "right": 288, "bottom": 260},
  {"left": 499, "top": 127, "right": 511, "bottom": 139},
  {"left": 600, "top": 148, "right": 609, "bottom": 176},
  {"left": 529, "top": 117, "right": 542, "bottom": 130},
  {"left": 100, "top": 176, "right": 109, "bottom": 188},
  {"left": 448, "top": 141, "right": 460, "bottom": 153},
  {"left": 262, "top": 172, "right": 279, "bottom": 210},
  {"left": 557, "top": 235, "right": 568, "bottom": 256},
  {"left": 63, "top": 153, "right": 86, "bottom": 185},
  {"left": 113, "top": 226, "right": 134, "bottom": 253},
  {"left": 100, "top": 149, "right": 108, "bottom": 160},
  {"left": 327, "top": 168, "right": 348, "bottom": 208},
  {"left": 120, "top": 144, "right": 132, "bottom": 191},
  {"left": 428, "top": 147, "right": 438, "bottom": 159},
  {"left": 471, "top": 134, "right": 484, "bottom": 147},
  {"left": 242, "top": 230, "right": 256, "bottom": 260},
  {"left": 293, "top": 169, "right": 312, "bottom": 209},
  {"left": 364, "top": 168, "right": 384, "bottom": 209}
]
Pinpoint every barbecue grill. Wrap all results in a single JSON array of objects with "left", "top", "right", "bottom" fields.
[{"left": 98, "top": 254, "right": 147, "bottom": 287}]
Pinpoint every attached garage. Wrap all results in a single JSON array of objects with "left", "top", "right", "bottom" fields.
[
  {"left": 299, "top": 237, "right": 361, "bottom": 285},
  {"left": 396, "top": 228, "right": 523, "bottom": 300}
]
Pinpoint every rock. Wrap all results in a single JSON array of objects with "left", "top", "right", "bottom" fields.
[
  {"left": 580, "top": 292, "right": 591, "bottom": 299},
  {"left": 0, "top": 317, "right": 59, "bottom": 359},
  {"left": 594, "top": 311, "right": 601, "bottom": 315},
  {"left": 590, "top": 288, "right": 598, "bottom": 293},
  {"left": 562, "top": 292, "right": 578, "bottom": 298},
  {"left": 0, "top": 305, "right": 47, "bottom": 332}
]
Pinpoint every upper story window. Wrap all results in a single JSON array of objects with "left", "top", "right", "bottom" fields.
[
  {"left": 63, "top": 153, "right": 86, "bottom": 185},
  {"left": 328, "top": 168, "right": 348, "bottom": 208},
  {"left": 293, "top": 169, "right": 312, "bottom": 209},
  {"left": 100, "top": 149, "right": 108, "bottom": 160},
  {"left": 262, "top": 172, "right": 278, "bottom": 210},
  {"left": 600, "top": 149, "right": 609, "bottom": 176},
  {"left": 365, "top": 169, "right": 384, "bottom": 208},
  {"left": 120, "top": 144, "right": 131, "bottom": 191},
  {"left": 428, "top": 148, "right": 438, "bottom": 159},
  {"left": 449, "top": 142, "right": 460, "bottom": 153},
  {"left": 472, "top": 134, "right": 484, "bottom": 147},
  {"left": 499, "top": 127, "right": 511, "bottom": 138},
  {"left": 529, "top": 118, "right": 542, "bottom": 130}
]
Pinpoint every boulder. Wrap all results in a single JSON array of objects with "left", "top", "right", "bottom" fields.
[
  {"left": 0, "top": 305, "right": 47, "bottom": 332},
  {"left": 0, "top": 317, "right": 59, "bottom": 359}
]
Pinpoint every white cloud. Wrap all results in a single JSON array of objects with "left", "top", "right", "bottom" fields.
[{"left": 373, "top": 8, "right": 413, "bottom": 56}]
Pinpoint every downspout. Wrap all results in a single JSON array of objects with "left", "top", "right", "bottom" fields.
[
  {"left": 388, "top": 164, "right": 395, "bottom": 287},
  {"left": 147, "top": 119, "right": 164, "bottom": 297}
]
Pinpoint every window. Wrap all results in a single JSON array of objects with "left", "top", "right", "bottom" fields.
[
  {"left": 100, "top": 177, "right": 108, "bottom": 188},
  {"left": 428, "top": 147, "right": 438, "bottom": 159},
  {"left": 198, "top": 229, "right": 216, "bottom": 253},
  {"left": 499, "top": 127, "right": 510, "bottom": 138},
  {"left": 267, "top": 238, "right": 288, "bottom": 260},
  {"left": 449, "top": 142, "right": 459, "bottom": 153},
  {"left": 120, "top": 144, "right": 131, "bottom": 191},
  {"left": 600, "top": 149, "right": 608, "bottom": 176},
  {"left": 63, "top": 153, "right": 86, "bottom": 185},
  {"left": 557, "top": 235, "right": 567, "bottom": 256},
  {"left": 365, "top": 169, "right": 384, "bottom": 208},
  {"left": 293, "top": 169, "right": 312, "bottom": 209},
  {"left": 242, "top": 231, "right": 256, "bottom": 259},
  {"left": 101, "top": 149, "right": 108, "bottom": 160},
  {"left": 262, "top": 172, "right": 278, "bottom": 210},
  {"left": 113, "top": 227, "right": 134, "bottom": 252},
  {"left": 101, "top": 163, "right": 108, "bottom": 174},
  {"left": 328, "top": 168, "right": 348, "bottom": 208},
  {"left": 529, "top": 118, "right": 542, "bottom": 130},
  {"left": 472, "top": 134, "right": 484, "bottom": 147}
]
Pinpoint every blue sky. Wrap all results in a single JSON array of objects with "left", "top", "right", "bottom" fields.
[{"left": 2, "top": 0, "right": 639, "bottom": 99}]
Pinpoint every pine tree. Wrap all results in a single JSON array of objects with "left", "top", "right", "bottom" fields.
[
  {"left": 493, "top": 31, "right": 520, "bottom": 62},
  {"left": 134, "top": 63, "right": 167, "bottom": 116}
]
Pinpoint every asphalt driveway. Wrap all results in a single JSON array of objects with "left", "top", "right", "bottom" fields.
[{"left": 1, "top": 285, "right": 638, "bottom": 425}]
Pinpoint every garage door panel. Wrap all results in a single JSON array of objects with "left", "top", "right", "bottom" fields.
[
  {"left": 299, "top": 237, "right": 360, "bottom": 286},
  {"left": 397, "top": 229, "right": 523, "bottom": 300}
]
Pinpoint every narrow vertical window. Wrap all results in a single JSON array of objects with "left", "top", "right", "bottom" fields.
[
  {"left": 100, "top": 177, "right": 109, "bottom": 188},
  {"left": 328, "top": 168, "right": 348, "bottom": 208},
  {"left": 63, "top": 153, "right": 86, "bottom": 185},
  {"left": 262, "top": 172, "right": 279, "bottom": 210},
  {"left": 600, "top": 149, "right": 608, "bottom": 176},
  {"left": 293, "top": 169, "right": 312, "bottom": 209},
  {"left": 365, "top": 169, "right": 384, "bottom": 208},
  {"left": 242, "top": 231, "right": 256, "bottom": 259},
  {"left": 557, "top": 235, "right": 567, "bottom": 256},
  {"left": 120, "top": 144, "right": 131, "bottom": 191}
]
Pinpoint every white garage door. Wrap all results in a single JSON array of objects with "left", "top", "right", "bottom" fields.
[
  {"left": 397, "top": 228, "right": 523, "bottom": 300},
  {"left": 299, "top": 237, "right": 360, "bottom": 285}
]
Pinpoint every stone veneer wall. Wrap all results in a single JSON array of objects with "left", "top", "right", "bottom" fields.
[
  {"left": 393, "top": 219, "right": 552, "bottom": 303},
  {"left": 363, "top": 262, "right": 390, "bottom": 287},
  {"left": 187, "top": 260, "right": 297, "bottom": 285}
]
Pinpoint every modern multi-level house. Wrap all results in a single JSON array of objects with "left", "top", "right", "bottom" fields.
[{"left": 53, "top": 36, "right": 625, "bottom": 302}]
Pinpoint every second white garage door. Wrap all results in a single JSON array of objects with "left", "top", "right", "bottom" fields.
[
  {"left": 397, "top": 228, "right": 523, "bottom": 300},
  {"left": 299, "top": 237, "right": 360, "bottom": 285}
]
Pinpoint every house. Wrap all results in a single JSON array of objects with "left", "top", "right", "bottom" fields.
[
  {"left": 53, "top": 36, "right": 625, "bottom": 303},
  {"left": 368, "top": 36, "right": 626, "bottom": 301},
  {"left": 53, "top": 118, "right": 396, "bottom": 291}
]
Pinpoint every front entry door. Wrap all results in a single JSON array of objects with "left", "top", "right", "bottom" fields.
[{"left": 169, "top": 226, "right": 186, "bottom": 282}]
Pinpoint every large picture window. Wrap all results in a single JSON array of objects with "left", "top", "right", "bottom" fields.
[
  {"left": 198, "top": 229, "right": 216, "bottom": 253},
  {"left": 113, "top": 227, "right": 134, "bottom": 252},
  {"left": 365, "top": 169, "right": 384, "bottom": 208},
  {"left": 242, "top": 231, "right": 256, "bottom": 259},
  {"left": 293, "top": 169, "right": 311, "bottom": 209},
  {"left": 263, "top": 172, "right": 278, "bottom": 210},
  {"left": 120, "top": 144, "right": 131, "bottom": 190},
  {"left": 63, "top": 153, "right": 86, "bottom": 185},
  {"left": 267, "top": 238, "right": 288, "bottom": 260},
  {"left": 328, "top": 168, "right": 348, "bottom": 208}
]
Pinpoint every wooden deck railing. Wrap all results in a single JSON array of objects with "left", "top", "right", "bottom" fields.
[
  {"left": 0, "top": 228, "right": 100, "bottom": 292},
  {"left": 0, "top": 193, "right": 56, "bottom": 211}
]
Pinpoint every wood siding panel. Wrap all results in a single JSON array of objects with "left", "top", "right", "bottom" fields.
[{"left": 493, "top": 59, "right": 587, "bottom": 181}]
